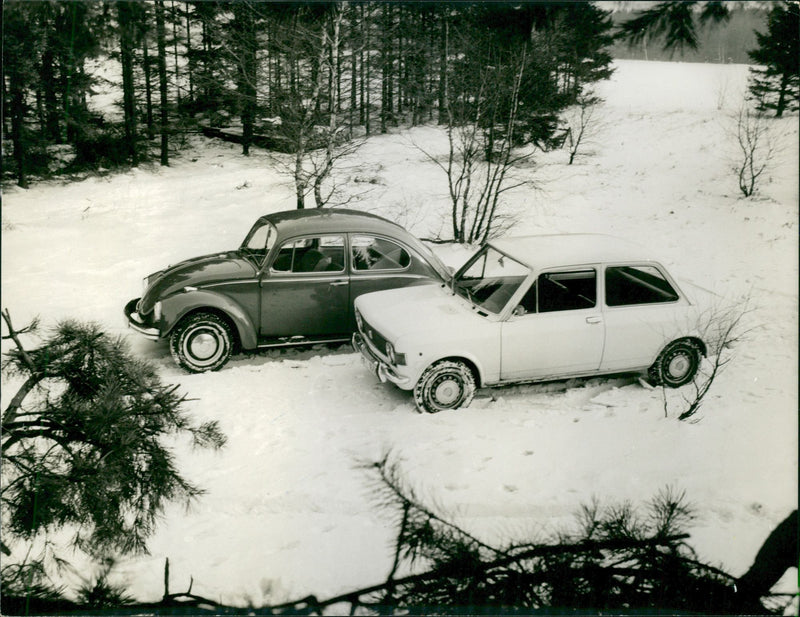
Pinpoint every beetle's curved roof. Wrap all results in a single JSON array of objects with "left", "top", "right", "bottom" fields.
[
  {"left": 489, "top": 234, "right": 659, "bottom": 270},
  {"left": 258, "top": 208, "right": 450, "bottom": 279},
  {"left": 262, "top": 208, "right": 407, "bottom": 239}
]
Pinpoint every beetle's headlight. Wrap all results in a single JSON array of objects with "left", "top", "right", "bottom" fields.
[
  {"left": 142, "top": 276, "right": 149, "bottom": 296},
  {"left": 355, "top": 308, "right": 363, "bottom": 332},
  {"left": 153, "top": 301, "right": 163, "bottom": 321}
]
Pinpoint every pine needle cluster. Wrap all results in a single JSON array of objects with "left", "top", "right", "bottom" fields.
[
  {"left": 360, "top": 452, "right": 780, "bottom": 615},
  {"left": 1, "top": 314, "right": 226, "bottom": 597}
]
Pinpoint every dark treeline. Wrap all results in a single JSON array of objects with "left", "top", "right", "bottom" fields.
[{"left": 2, "top": 1, "right": 615, "bottom": 188}]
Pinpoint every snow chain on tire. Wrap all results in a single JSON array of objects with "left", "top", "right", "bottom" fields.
[
  {"left": 413, "top": 360, "right": 476, "bottom": 413},
  {"left": 648, "top": 339, "right": 701, "bottom": 388}
]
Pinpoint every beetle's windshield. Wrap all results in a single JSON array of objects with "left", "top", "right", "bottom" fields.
[
  {"left": 453, "top": 246, "right": 531, "bottom": 315},
  {"left": 241, "top": 220, "right": 277, "bottom": 266}
]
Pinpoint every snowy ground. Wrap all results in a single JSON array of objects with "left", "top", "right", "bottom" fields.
[{"left": 2, "top": 60, "right": 798, "bottom": 609}]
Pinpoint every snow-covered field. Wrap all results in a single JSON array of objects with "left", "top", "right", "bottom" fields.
[{"left": 2, "top": 60, "right": 798, "bottom": 608}]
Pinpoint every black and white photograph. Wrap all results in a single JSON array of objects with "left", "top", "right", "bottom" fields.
[{"left": 2, "top": 1, "right": 798, "bottom": 614}]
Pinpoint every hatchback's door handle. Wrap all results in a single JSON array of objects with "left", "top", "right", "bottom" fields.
[
  {"left": 586, "top": 316, "right": 602, "bottom": 324},
  {"left": 330, "top": 280, "right": 349, "bottom": 286}
]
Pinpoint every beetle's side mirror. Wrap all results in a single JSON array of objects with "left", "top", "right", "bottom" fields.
[{"left": 512, "top": 305, "right": 527, "bottom": 317}]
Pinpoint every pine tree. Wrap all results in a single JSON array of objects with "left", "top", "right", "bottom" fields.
[
  {"left": 748, "top": 1, "right": 799, "bottom": 118},
  {"left": 618, "top": 1, "right": 731, "bottom": 56},
  {"left": 1, "top": 312, "right": 226, "bottom": 593}
]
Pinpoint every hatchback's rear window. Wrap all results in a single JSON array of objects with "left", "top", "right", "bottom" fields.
[{"left": 605, "top": 265, "right": 679, "bottom": 306}]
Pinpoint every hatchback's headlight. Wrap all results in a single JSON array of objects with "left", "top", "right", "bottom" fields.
[
  {"left": 355, "top": 308, "right": 363, "bottom": 332},
  {"left": 385, "top": 342, "right": 406, "bottom": 366}
]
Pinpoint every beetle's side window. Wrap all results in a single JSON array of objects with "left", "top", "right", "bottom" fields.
[
  {"left": 537, "top": 270, "right": 596, "bottom": 313},
  {"left": 351, "top": 235, "right": 411, "bottom": 271},
  {"left": 605, "top": 265, "right": 679, "bottom": 306},
  {"left": 271, "top": 235, "right": 345, "bottom": 273}
]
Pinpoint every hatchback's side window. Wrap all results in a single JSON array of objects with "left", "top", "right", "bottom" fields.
[
  {"left": 605, "top": 265, "right": 679, "bottom": 306},
  {"left": 351, "top": 235, "right": 411, "bottom": 271},
  {"left": 537, "top": 270, "right": 596, "bottom": 313},
  {"left": 271, "top": 235, "right": 345, "bottom": 273}
]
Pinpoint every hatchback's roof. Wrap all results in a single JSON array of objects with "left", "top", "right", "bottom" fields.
[{"left": 489, "top": 234, "right": 658, "bottom": 269}]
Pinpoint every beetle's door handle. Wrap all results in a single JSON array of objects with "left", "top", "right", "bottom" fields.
[
  {"left": 330, "top": 280, "right": 349, "bottom": 286},
  {"left": 586, "top": 316, "right": 602, "bottom": 324}
]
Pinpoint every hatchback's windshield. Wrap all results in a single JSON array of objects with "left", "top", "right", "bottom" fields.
[
  {"left": 454, "top": 246, "right": 530, "bottom": 314},
  {"left": 241, "top": 221, "right": 277, "bottom": 265}
]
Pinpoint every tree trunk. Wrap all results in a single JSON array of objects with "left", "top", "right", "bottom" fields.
[
  {"left": 171, "top": 1, "right": 182, "bottom": 107},
  {"left": 9, "top": 76, "right": 28, "bottom": 188},
  {"left": 437, "top": 10, "right": 448, "bottom": 125},
  {"left": 775, "top": 72, "right": 789, "bottom": 118},
  {"left": 233, "top": 2, "right": 257, "bottom": 156},
  {"left": 365, "top": 3, "right": 371, "bottom": 134},
  {"left": 295, "top": 147, "right": 307, "bottom": 209},
  {"left": 185, "top": 1, "right": 194, "bottom": 103},
  {"left": 40, "top": 44, "right": 62, "bottom": 143},
  {"left": 350, "top": 4, "right": 357, "bottom": 132},
  {"left": 156, "top": 0, "right": 170, "bottom": 165},
  {"left": 143, "top": 38, "right": 155, "bottom": 141},
  {"left": 118, "top": 2, "right": 139, "bottom": 166}
]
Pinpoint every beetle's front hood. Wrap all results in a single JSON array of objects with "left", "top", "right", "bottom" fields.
[
  {"left": 139, "top": 251, "right": 257, "bottom": 314},
  {"left": 355, "top": 283, "right": 489, "bottom": 345}
]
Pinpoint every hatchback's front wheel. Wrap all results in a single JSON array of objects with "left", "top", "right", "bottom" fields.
[
  {"left": 413, "top": 360, "right": 476, "bottom": 413},
  {"left": 170, "top": 312, "right": 233, "bottom": 373}
]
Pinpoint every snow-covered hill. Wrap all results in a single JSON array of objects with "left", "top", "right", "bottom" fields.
[{"left": 2, "top": 60, "right": 797, "bottom": 609}]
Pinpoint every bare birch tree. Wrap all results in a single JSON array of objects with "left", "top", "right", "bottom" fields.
[
  {"left": 732, "top": 103, "right": 778, "bottom": 198},
  {"left": 563, "top": 92, "right": 602, "bottom": 165},
  {"left": 419, "top": 46, "right": 535, "bottom": 244},
  {"left": 660, "top": 299, "right": 754, "bottom": 421}
]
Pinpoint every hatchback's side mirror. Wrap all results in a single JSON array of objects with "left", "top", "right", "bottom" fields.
[{"left": 512, "top": 305, "right": 527, "bottom": 317}]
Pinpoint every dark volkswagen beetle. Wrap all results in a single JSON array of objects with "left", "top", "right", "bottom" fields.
[{"left": 125, "top": 209, "right": 449, "bottom": 372}]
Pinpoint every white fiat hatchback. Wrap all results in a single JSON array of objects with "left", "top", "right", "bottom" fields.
[{"left": 353, "top": 234, "right": 714, "bottom": 413}]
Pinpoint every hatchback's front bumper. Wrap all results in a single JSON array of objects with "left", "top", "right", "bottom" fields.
[
  {"left": 352, "top": 332, "right": 411, "bottom": 388},
  {"left": 124, "top": 298, "right": 160, "bottom": 340}
]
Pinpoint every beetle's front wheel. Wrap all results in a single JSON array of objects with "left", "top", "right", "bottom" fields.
[
  {"left": 170, "top": 312, "right": 233, "bottom": 373},
  {"left": 413, "top": 360, "right": 476, "bottom": 413},
  {"left": 648, "top": 340, "right": 700, "bottom": 388}
]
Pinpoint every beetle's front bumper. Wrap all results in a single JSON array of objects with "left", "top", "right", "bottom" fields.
[
  {"left": 352, "top": 332, "right": 411, "bottom": 388},
  {"left": 124, "top": 298, "right": 161, "bottom": 340}
]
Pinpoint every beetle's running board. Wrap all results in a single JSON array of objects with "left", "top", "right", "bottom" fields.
[{"left": 255, "top": 335, "right": 350, "bottom": 350}]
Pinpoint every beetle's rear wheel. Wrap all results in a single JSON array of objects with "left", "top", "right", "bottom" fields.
[{"left": 170, "top": 312, "right": 233, "bottom": 373}]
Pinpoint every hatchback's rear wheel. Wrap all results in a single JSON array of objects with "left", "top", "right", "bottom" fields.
[
  {"left": 648, "top": 340, "right": 700, "bottom": 388},
  {"left": 413, "top": 360, "right": 476, "bottom": 413},
  {"left": 170, "top": 312, "right": 233, "bottom": 373}
]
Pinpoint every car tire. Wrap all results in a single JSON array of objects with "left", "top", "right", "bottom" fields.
[
  {"left": 413, "top": 360, "right": 476, "bottom": 413},
  {"left": 648, "top": 339, "right": 700, "bottom": 388},
  {"left": 170, "top": 312, "right": 234, "bottom": 373}
]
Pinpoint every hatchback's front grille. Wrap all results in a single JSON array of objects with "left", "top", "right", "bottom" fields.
[{"left": 361, "top": 317, "right": 389, "bottom": 358}]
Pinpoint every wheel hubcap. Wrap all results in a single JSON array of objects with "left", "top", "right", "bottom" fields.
[
  {"left": 668, "top": 354, "right": 690, "bottom": 379},
  {"left": 189, "top": 332, "right": 218, "bottom": 360},
  {"left": 433, "top": 377, "right": 461, "bottom": 406}
]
